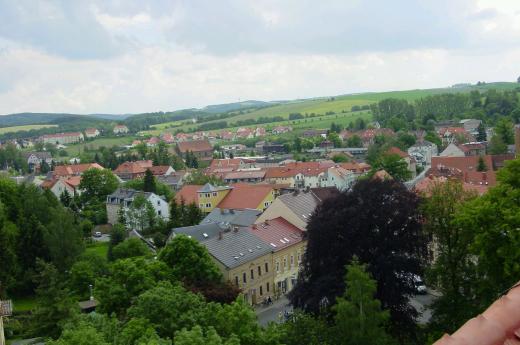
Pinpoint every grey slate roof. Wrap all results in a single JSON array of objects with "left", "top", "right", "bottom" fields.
[
  {"left": 170, "top": 222, "right": 232, "bottom": 242},
  {"left": 203, "top": 230, "right": 272, "bottom": 269},
  {"left": 198, "top": 183, "right": 230, "bottom": 193},
  {"left": 278, "top": 191, "right": 320, "bottom": 224},
  {"left": 23, "top": 151, "right": 52, "bottom": 159},
  {"left": 201, "top": 208, "right": 261, "bottom": 227}
]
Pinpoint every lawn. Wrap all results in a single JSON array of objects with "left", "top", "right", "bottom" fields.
[
  {"left": 12, "top": 296, "right": 38, "bottom": 313},
  {"left": 0, "top": 124, "right": 57, "bottom": 134},
  {"left": 63, "top": 137, "right": 134, "bottom": 158},
  {"left": 85, "top": 241, "right": 109, "bottom": 258}
]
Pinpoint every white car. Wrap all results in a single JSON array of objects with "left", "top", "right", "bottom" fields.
[
  {"left": 93, "top": 231, "right": 102, "bottom": 238},
  {"left": 413, "top": 275, "right": 427, "bottom": 294}
]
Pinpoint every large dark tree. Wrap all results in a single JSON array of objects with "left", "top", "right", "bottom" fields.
[{"left": 290, "top": 178, "right": 427, "bottom": 340}]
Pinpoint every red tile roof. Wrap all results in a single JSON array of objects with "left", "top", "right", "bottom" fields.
[
  {"left": 177, "top": 139, "right": 213, "bottom": 153},
  {"left": 414, "top": 176, "right": 489, "bottom": 196},
  {"left": 175, "top": 185, "right": 203, "bottom": 205},
  {"left": 387, "top": 146, "right": 409, "bottom": 158},
  {"left": 53, "top": 163, "right": 103, "bottom": 177},
  {"left": 433, "top": 282, "right": 520, "bottom": 345},
  {"left": 113, "top": 160, "right": 153, "bottom": 175},
  {"left": 339, "top": 162, "right": 371, "bottom": 173},
  {"left": 148, "top": 165, "right": 172, "bottom": 176},
  {"left": 249, "top": 217, "right": 303, "bottom": 251},
  {"left": 217, "top": 183, "right": 273, "bottom": 209},
  {"left": 265, "top": 161, "right": 332, "bottom": 178}
]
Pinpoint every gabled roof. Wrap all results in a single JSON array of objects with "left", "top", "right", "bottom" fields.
[
  {"left": 387, "top": 146, "right": 409, "bottom": 158},
  {"left": 217, "top": 183, "right": 273, "bottom": 209},
  {"left": 223, "top": 170, "right": 266, "bottom": 180},
  {"left": 148, "top": 165, "right": 173, "bottom": 176},
  {"left": 203, "top": 229, "right": 272, "bottom": 269},
  {"left": 276, "top": 190, "right": 321, "bottom": 224},
  {"left": 202, "top": 208, "right": 261, "bottom": 227},
  {"left": 175, "top": 185, "right": 203, "bottom": 204},
  {"left": 23, "top": 151, "right": 51, "bottom": 160},
  {"left": 249, "top": 217, "right": 303, "bottom": 252},
  {"left": 53, "top": 163, "right": 103, "bottom": 177},
  {"left": 171, "top": 223, "right": 232, "bottom": 242},
  {"left": 177, "top": 139, "right": 213, "bottom": 153},
  {"left": 113, "top": 160, "right": 153, "bottom": 175}
]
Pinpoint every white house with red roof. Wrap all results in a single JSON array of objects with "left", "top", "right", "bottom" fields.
[
  {"left": 84, "top": 128, "right": 100, "bottom": 138},
  {"left": 113, "top": 124, "right": 129, "bottom": 135}
]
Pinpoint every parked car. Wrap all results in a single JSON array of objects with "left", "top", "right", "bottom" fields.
[
  {"left": 413, "top": 275, "right": 427, "bottom": 294},
  {"left": 93, "top": 231, "right": 102, "bottom": 238}
]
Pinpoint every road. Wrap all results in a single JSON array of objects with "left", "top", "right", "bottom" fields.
[
  {"left": 92, "top": 234, "right": 110, "bottom": 242},
  {"left": 256, "top": 293, "right": 436, "bottom": 326}
]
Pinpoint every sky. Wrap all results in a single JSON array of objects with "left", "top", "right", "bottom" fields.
[{"left": 0, "top": 0, "right": 519, "bottom": 115}]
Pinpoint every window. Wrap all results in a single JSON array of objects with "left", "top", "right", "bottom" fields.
[
  {"left": 158, "top": 210, "right": 162, "bottom": 216},
  {"left": 212, "top": 192, "right": 217, "bottom": 197},
  {"left": 157, "top": 200, "right": 160, "bottom": 206},
  {"left": 243, "top": 272, "right": 247, "bottom": 283},
  {"left": 265, "top": 262, "right": 269, "bottom": 273},
  {"left": 266, "top": 282, "right": 270, "bottom": 292},
  {"left": 283, "top": 257, "right": 287, "bottom": 268},
  {"left": 276, "top": 261, "right": 280, "bottom": 272},
  {"left": 259, "top": 285, "right": 263, "bottom": 296},
  {"left": 297, "top": 252, "right": 301, "bottom": 263},
  {"left": 205, "top": 203, "right": 211, "bottom": 208},
  {"left": 290, "top": 255, "right": 294, "bottom": 266},
  {"left": 258, "top": 266, "right": 262, "bottom": 276},
  {"left": 250, "top": 269, "right": 254, "bottom": 280},
  {"left": 235, "top": 276, "right": 239, "bottom": 286}
]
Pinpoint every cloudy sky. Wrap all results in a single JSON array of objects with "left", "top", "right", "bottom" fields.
[{"left": 0, "top": 0, "right": 519, "bottom": 115}]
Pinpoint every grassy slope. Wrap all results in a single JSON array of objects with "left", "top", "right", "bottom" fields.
[
  {"left": 63, "top": 137, "right": 134, "bottom": 158},
  {"left": 143, "top": 82, "right": 518, "bottom": 136},
  {"left": 0, "top": 124, "right": 58, "bottom": 134}
]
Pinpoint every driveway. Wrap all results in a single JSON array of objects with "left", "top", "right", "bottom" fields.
[
  {"left": 256, "top": 296, "right": 292, "bottom": 326},
  {"left": 92, "top": 234, "right": 110, "bottom": 242}
]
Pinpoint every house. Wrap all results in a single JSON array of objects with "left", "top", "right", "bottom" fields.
[
  {"left": 438, "top": 127, "right": 472, "bottom": 145},
  {"left": 256, "top": 188, "right": 339, "bottom": 231},
  {"left": 41, "top": 132, "right": 84, "bottom": 145},
  {"left": 249, "top": 217, "right": 305, "bottom": 296},
  {"left": 263, "top": 144, "right": 287, "bottom": 154},
  {"left": 206, "top": 158, "right": 256, "bottom": 178},
  {"left": 264, "top": 161, "right": 333, "bottom": 188},
  {"left": 169, "top": 222, "right": 235, "bottom": 242},
  {"left": 156, "top": 171, "right": 189, "bottom": 191},
  {"left": 272, "top": 126, "right": 292, "bottom": 135},
  {"left": 113, "top": 125, "right": 129, "bottom": 135},
  {"left": 414, "top": 175, "right": 488, "bottom": 196},
  {"left": 387, "top": 147, "right": 416, "bottom": 179},
  {"left": 176, "top": 140, "right": 214, "bottom": 161},
  {"left": 223, "top": 170, "right": 266, "bottom": 184},
  {"left": 148, "top": 165, "right": 175, "bottom": 177},
  {"left": 220, "top": 130, "right": 235, "bottom": 141},
  {"left": 338, "top": 162, "right": 371, "bottom": 174},
  {"left": 106, "top": 188, "right": 170, "bottom": 225},
  {"left": 221, "top": 144, "right": 247, "bottom": 153},
  {"left": 319, "top": 140, "right": 334, "bottom": 149},
  {"left": 146, "top": 137, "right": 160, "bottom": 147},
  {"left": 85, "top": 128, "right": 100, "bottom": 138},
  {"left": 217, "top": 183, "right": 276, "bottom": 212},
  {"left": 202, "top": 228, "right": 274, "bottom": 305},
  {"left": 255, "top": 127, "right": 267, "bottom": 137},
  {"left": 408, "top": 140, "right": 438, "bottom": 167},
  {"left": 440, "top": 142, "right": 486, "bottom": 157},
  {"left": 161, "top": 132, "right": 175, "bottom": 143},
  {"left": 113, "top": 160, "right": 153, "bottom": 181},
  {"left": 459, "top": 118, "right": 482, "bottom": 135},
  {"left": 41, "top": 176, "right": 82, "bottom": 198},
  {"left": 201, "top": 208, "right": 262, "bottom": 227},
  {"left": 23, "top": 152, "right": 53, "bottom": 170},
  {"left": 324, "top": 166, "right": 357, "bottom": 191},
  {"left": 53, "top": 163, "right": 104, "bottom": 178},
  {"left": 303, "top": 129, "right": 328, "bottom": 138},
  {"left": 360, "top": 128, "right": 395, "bottom": 147},
  {"left": 236, "top": 128, "right": 255, "bottom": 139},
  {"left": 175, "top": 133, "right": 190, "bottom": 142}
]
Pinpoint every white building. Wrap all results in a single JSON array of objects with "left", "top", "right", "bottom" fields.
[
  {"left": 408, "top": 140, "right": 438, "bottom": 168},
  {"left": 85, "top": 128, "right": 100, "bottom": 138},
  {"left": 106, "top": 188, "right": 170, "bottom": 226},
  {"left": 41, "top": 132, "right": 84, "bottom": 145},
  {"left": 324, "top": 166, "right": 357, "bottom": 191},
  {"left": 113, "top": 125, "right": 129, "bottom": 135}
]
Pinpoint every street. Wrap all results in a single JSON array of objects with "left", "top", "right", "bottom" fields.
[
  {"left": 256, "top": 293, "right": 437, "bottom": 326},
  {"left": 92, "top": 234, "right": 110, "bottom": 242}
]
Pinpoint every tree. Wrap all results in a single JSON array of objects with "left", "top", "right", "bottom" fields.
[
  {"left": 477, "top": 156, "right": 487, "bottom": 172},
  {"left": 125, "top": 178, "right": 173, "bottom": 201},
  {"left": 186, "top": 202, "right": 203, "bottom": 225},
  {"left": 108, "top": 224, "right": 126, "bottom": 261},
  {"left": 60, "top": 190, "right": 72, "bottom": 207},
  {"left": 371, "top": 153, "right": 411, "bottom": 182},
  {"left": 158, "top": 235, "right": 222, "bottom": 285},
  {"left": 332, "top": 259, "right": 394, "bottom": 345},
  {"left": 346, "top": 135, "right": 362, "bottom": 147},
  {"left": 112, "top": 238, "right": 150, "bottom": 260},
  {"left": 494, "top": 118, "right": 514, "bottom": 145},
  {"left": 174, "top": 326, "right": 239, "bottom": 345},
  {"left": 421, "top": 180, "right": 478, "bottom": 335},
  {"left": 290, "top": 178, "right": 427, "bottom": 340},
  {"left": 327, "top": 132, "right": 342, "bottom": 148},
  {"left": 69, "top": 253, "right": 108, "bottom": 299},
  {"left": 47, "top": 321, "right": 109, "bottom": 345},
  {"left": 0, "top": 203, "right": 19, "bottom": 294},
  {"left": 489, "top": 134, "right": 508, "bottom": 154},
  {"left": 143, "top": 169, "right": 157, "bottom": 193},
  {"left": 79, "top": 168, "right": 119, "bottom": 203},
  {"left": 125, "top": 194, "right": 157, "bottom": 232},
  {"left": 476, "top": 123, "right": 487, "bottom": 142}
]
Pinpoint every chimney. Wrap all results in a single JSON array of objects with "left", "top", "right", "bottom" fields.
[{"left": 218, "top": 231, "right": 223, "bottom": 240}]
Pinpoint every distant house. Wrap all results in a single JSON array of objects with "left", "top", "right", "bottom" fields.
[
  {"left": 440, "top": 143, "right": 486, "bottom": 157},
  {"left": 23, "top": 151, "right": 53, "bottom": 170},
  {"left": 176, "top": 140, "right": 214, "bottom": 161},
  {"left": 148, "top": 165, "right": 175, "bottom": 177},
  {"left": 41, "top": 132, "right": 84, "bottom": 145},
  {"left": 113, "top": 160, "right": 153, "bottom": 181},
  {"left": 255, "top": 127, "right": 267, "bottom": 137},
  {"left": 161, "top": 132, "right": 175, "bottom": 143},
  {"left": 386, "top": 147, "right": 416, "bottom": 178},
  {"left": 106, "top": 188, "right": 170, "bottom": 225},
  {"left": 223, "top": 170, "right": 266, "bottom": 184},
  {"left": 303, "top": 129, "right": 328, "bottom": 138},
  {"left": 53, "top": 163, "right": 104, "bottom": 178},
  {"left": 324, "top": 166, "right": 357, "bottom": 191},
  {"left": 85, "top": 128, "right": 100, "bottom": 138},
  {"left": 272, "top": 126, "right": 292, "bottom": 135},
  {"left": 263, "top": 143, "right": 287, "bottom": 154},
  {"left": 156, "top": 171, "right": 189, "bottom": 191},
  {"left": 408, "top": 140, "right": 438, "bottom": 167},
  {"left": 220, "top": 130, "right": 235, "bottom": 141},
  {"left": 360, "top": 128, "right": 395, "bottom": 147},
  {"left": 460, "top": 119, "right": 482, "bottom": 135},
  {"left": 264, "top": 161, "right": 333, "bottom": 188},
  {"left": 113, "top": 125, "right": 129, "bottom": 135},
  {"left": 146, "top": 137, "right": 160, "bottom": 147},
  {"left": 41, "top": 176, "right": 82, "bottom": 198},
  {"left": 438, "top": 127, "right": 472, "bottom": 145}
]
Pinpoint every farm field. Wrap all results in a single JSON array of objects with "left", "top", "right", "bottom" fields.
[
  {"left": 0, "top": 124, "right": 57, "bottom": 134},
  {"left": 144, "top": 82, "right": 517, "bottom": 136}
]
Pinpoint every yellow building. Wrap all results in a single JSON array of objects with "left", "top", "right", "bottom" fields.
[
  {"left": 197, "top": 184, "right": 232, "bottom": 213},
  {"left": 203, "top": 228, "right": 274, "bottom": 305},
  {"left": 249, "top": 217, "right": 306, "bottom": 296}
]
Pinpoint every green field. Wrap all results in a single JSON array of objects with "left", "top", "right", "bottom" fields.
[
  {"left": 142, "top": 82, "right": 518, "bottom": 136},
  {"left": 0, "top": 124, "right": 57, "bottom": 134},
  {"left": 63, "top": 137, "right": 134, "bottom": 158}
]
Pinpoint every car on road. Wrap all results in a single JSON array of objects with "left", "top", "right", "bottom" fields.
[
  {"left": 413, "top": 275, "right": 427, "bottom": 294},
  {"left": 93, "top": 231, "right": 102, "bottom": 238}
]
